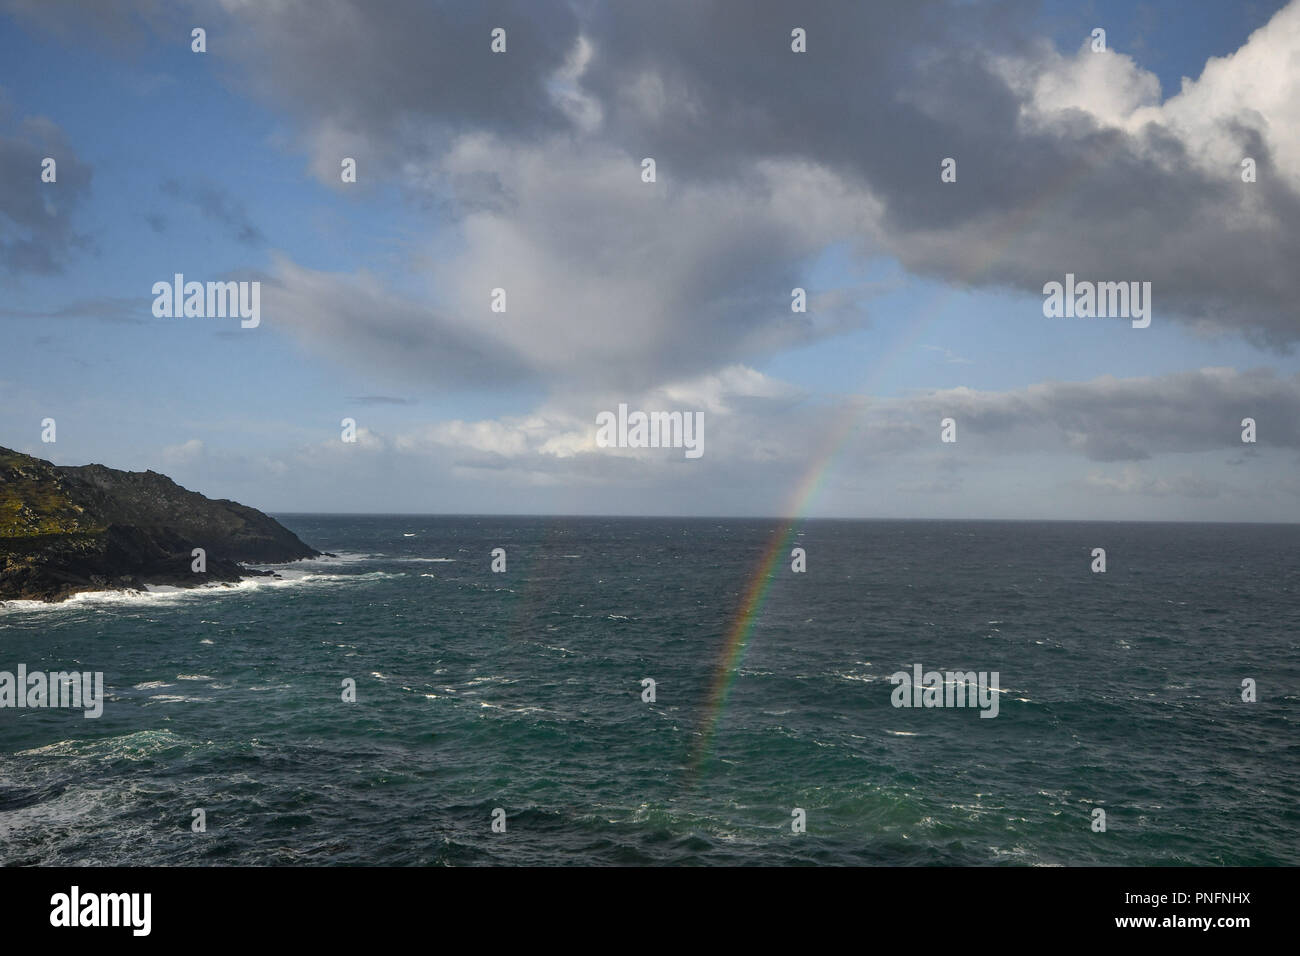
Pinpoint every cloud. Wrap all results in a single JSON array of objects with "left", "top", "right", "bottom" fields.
[
  {"left": 160, "top": 177, "right": 262, "bottom": 244},
  {"left": 922, "top": 344, "right": 974, "bottom": 365},
  {"left": 578, "top": 1, "right": 1300, "bottom": 345},
  {"left": 373, "top": 364, "right": 810, "bottom": 484},
  {"left": 8, "top": 0, "right": 1300, "bottom": 521},
  {"left": 160, "top": 438, "right": 204, "bottom": 466},
  {"left": 228, "top": 0, "right": 1300, "bottom": 351},
  {"left": 0, "top": 295, "right": 144, "bottom": 324},
  {"left": 208, "top": 0, "right": 583, "bottom": 185},
  {"left": 346, "top": 395, "right": 416, "bottom": 406},
  {"left": 0, "top": 107, "right": 93, "bottom": 275},
  {"left": 426, "top": 138, "right": 877, "bottom": 389},
  {"left": 369, "top": 366, "right": 1300, "bottom": 494},
  {"left": 260, "top": 142, "right": 879, "bottom": 390},
  {"left": 1077, "top": 467, "right": 1226, "bottom": 498},
  {"left": 260, "top": 256, "right": 540, "bottom": 388},
  {"left": 111, "top": 363, "right": 1298, "bottom": 518},
  {"left": 900, "top": 367, "right": 1300, "bottom": 459},
  {"left": 14, "top": 0, "right": 1300, "bottom": 355},
  {"left": 1, "top": 0, "right": 182, "bottom": 53},
  {"left": 324, "top": 366, "right": 1300, "bottom": 490}
]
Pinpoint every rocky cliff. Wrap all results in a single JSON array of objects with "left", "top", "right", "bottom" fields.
[{"left": 0, "top": 446, "right": 319, "bottom": 602}]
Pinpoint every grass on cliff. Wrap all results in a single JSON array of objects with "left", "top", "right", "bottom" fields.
[{"left": 0, "top": 449, "right": 97, "bottom": 538}]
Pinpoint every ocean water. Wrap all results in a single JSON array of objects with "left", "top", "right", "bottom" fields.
[{"left": 1, "top": 516, "right": 1297, "bottom": 866}]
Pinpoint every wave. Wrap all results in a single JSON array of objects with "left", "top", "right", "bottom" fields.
[
  {"left": 16, "top": 728, "right": 192, "bottom": 760},
  {"left": 835, "top": 672, "right": 878, "bottom": 683},
  {"left": 0, "top": 566, "right": 403, "bottom": 615}
]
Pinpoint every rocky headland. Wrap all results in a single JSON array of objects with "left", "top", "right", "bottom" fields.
[{"left": 0, "top": 446, "right": 320, "bottom": 603}]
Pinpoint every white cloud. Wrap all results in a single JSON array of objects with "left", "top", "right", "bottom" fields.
[{"left": 159, "top": 438, "right": 204, "bottom": 465}]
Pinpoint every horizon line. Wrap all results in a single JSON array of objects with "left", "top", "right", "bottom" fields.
[{"left": 265, "top": 512, "right": 1300, "bottom": 526}]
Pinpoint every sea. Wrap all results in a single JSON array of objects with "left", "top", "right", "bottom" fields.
[{"left": 1, "top": 516, "right": 1297, "bottom": 866}]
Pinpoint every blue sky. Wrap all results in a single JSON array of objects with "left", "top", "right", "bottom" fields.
[{"left": 2, "top": 0, "right": 1299, "bottom": 520}]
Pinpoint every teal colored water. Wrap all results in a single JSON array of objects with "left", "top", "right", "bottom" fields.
[{"left": 2, "top": 517, "right": 1298, "bottom": 865}]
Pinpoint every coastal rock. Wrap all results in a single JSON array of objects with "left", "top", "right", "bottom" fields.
[{"left": 0, "top": 446, "right": 319, "bottom": 603}]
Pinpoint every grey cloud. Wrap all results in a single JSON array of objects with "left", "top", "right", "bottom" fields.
[
  {"left": 1078, "top": 470, "right": 1226, "bottom": 498},
  {"left": 901, "top": 367, "right": 1300, "bottom": 459},
  {"left": 10, "top": 0, "right": 1300, "bottom": 359},
  {"left": 0, "top": 295, "right": 143, "bottom": 324},
  {"left": 579, "top": 0, "right": 1300, "bottom": 342},
  {"left": 208, "top": 0, "right": 581, "bottom": 176},
  {"left": 211, "top": 0, "right": 1300, "bottom": 346},
  {"left": 0, "top": 112, "right": 93, "bottom": 275},
  {"left": 347, "top": 396, "right": 417, "bottom": 406},
  {"left": 102, "top": 365, "right": 1298, "bottom": 518},
  {"left": 379, "top": 366, "right": 1298, "bottom": 477},
  {"left": 263, "top": 145, "right": 878, "bottom": 390},
  {"left": 260, "top": 258, "right": 541, "bottom": 389},
  {"left": 1, "top": 0, "right": 183, "bottom": 53},
  {"left": 160, "top": 178, "right": 262, "bottom": 244}
]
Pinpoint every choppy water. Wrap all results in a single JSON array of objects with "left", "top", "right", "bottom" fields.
[{"left": 1, "top": 516, "right": 1297, "bottom": 865}]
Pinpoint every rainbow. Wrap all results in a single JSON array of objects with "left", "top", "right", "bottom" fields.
[
  {"left": 688, "top": 402, "right": 860, "bottom": 773},
  {"left": 689, "top": 154, "right": 1103, "bottom": 775}
]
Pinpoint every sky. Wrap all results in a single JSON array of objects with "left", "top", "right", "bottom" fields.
[{"left": 2, "top": 0, "right": 1299, "bottom": 520}]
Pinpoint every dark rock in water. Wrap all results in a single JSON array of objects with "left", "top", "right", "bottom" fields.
[{"left": 0, "top": 446, "right": 321, "bottom": 603}]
